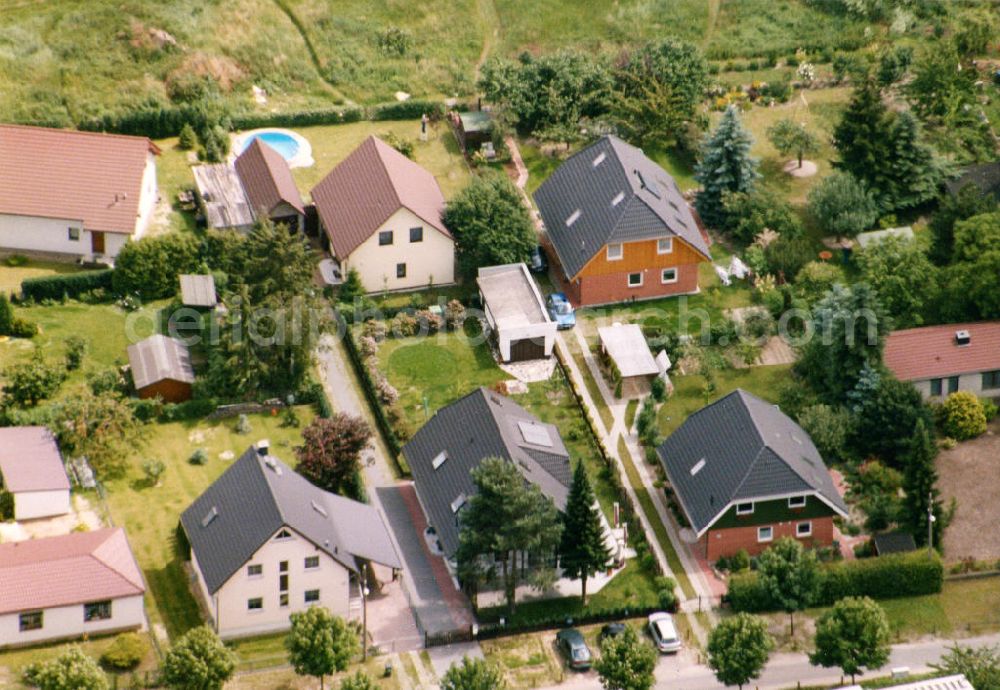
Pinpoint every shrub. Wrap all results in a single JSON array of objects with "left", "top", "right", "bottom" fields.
[
  {"left": 64, "top": 335, "right": 87, "bottom": 371},
  {"left": 5, "top": 254, "right": 27, "bottom": 267},
  {"left": 21, "top": 269, "right": 113, "bottom": 301},
  {"left": 361, "top": 319, "right": 387, "bottom": 342},
  {"left": 0, "top": 489, "right": 13, "bottom": 520},
  {"left": 391, "top": 312, "right": 419, "bottom": 337},
  {"left": 445, "top": 300, "right": 467, "bottom": 329},
  {"left": 940, "top": 391, "right": 987, "bottom": 440},
  {"left": 189, "top": 448, "right": 208, "bottom": 465},
  {"left": 651, "top": 376, "right": 667, "bottom": 402},
  {"left": 100, "top": 632, "right": 147, "bottom": 671},
  {"left": 658, "top": 587, "right": 678, "bottom": 611},
  {"left": 112, "top": 233, "right": 200, "bottom": 300},
  {"left": 982, "top": 398, "right": 999, "bottom": 422},
  {"left": 235, "top": 414, "right": 252, "bottom": 435},
  {"left": 142, "top": 458, "right": 165, "bottom": 486},
  {"left": 370, "top": 99, "right": 444, "bottom": 121},
  {"left": 178, "top": 123, "right": 197, "bottom": 150}
]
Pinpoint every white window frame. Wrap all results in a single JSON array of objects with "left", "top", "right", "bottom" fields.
[
  {"left": 657, "top": 237, "right": 673, "bottom": 254},
  {"left": 304, "top": 556, "right": 320, "bottom": 570},
  {"left": 788, "top": 495, "right": 807, "bottom": 508},
  {"left": 68, "top": 227, "right": 81, "bottom": 242},
  {"left": 757, "top": 526, "right": 774, "bottom": 543},
  {"left": 247, "top": 597, "right": 263, "bottom": 612},
  {"left": 736, "top": 502, "right": 754, "bottom": 516},
  {"left": 661, "top": 268, "right": 678, "bottom": 284},
  {"left": 304, "top": 589, "right": 320, "bottom": 604},
  {"left": 247, "top": 564, "right": 263, "bottom": 578},
  {"left": 606, "top": 243, "right": 623, "bottom": 261},
  {"left": 796, "top": 521, "right": 812, "bottom": 537},
  {"left": 627, "top": 272, "right": 643, "bottom": 288}
]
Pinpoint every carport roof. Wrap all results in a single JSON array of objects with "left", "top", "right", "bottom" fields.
[{"left": 598, "top": 323, "right": 658, "bottom": 378}]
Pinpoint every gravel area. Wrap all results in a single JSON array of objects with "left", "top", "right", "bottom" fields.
[{"left": 937, "top": 419, "right": 1000, "bottom": 561}]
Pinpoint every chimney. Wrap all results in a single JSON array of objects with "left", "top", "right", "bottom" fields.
[
  {"left": 955, "top": 330, "right": 971, "bottom": 346},
  {"left": 255, "top": 439, "right": 270, "bottom": 456}
]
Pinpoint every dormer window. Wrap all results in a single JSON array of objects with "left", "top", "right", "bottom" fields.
[
  {"left": 432, "top": 451, "right": 448, "bottom": 470},
  {"left": 565, "top": 210, "right": 581, "bottom": 226},
  {"left": 736, "top": 502, "right": 754, "bottom": 516},
  {"left": 788, "top": 495, "right": 806, "bottom": 508},
  {"left": 450, "top": 494, "right": 467, "bottom": 514}
]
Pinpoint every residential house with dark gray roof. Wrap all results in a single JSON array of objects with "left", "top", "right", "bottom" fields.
[
  {"left": 657, "top": 389, "right": 848, "bottom": 561},
  {"left": 401, "top": 388, "right": 572, "bottom": 560},
  {"left": 180, "top": 442, "right": 401, "bottom": 640},
  {"left": 534, "top": 135, "right": 711, "bottom": 307}
]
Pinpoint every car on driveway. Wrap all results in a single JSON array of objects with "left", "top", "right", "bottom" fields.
[
  {"left": 556, "top": 628, "right": 592, "bottom": 670},
  {"left": 546, "top": 292, "right": 576, "bottom": 329},
  {"left": 648, "top": 612, "right": 682, "bottom": 654},
  {"left": 599, "top": 622, "right": 627, "bottom": 643},
  {"left": 529, "top": 245, "right": 549, "bottom": 274}
]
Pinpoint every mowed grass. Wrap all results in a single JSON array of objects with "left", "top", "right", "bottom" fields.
[
  {"left": 0, "top": 260, "right": 84, "bottom": 295},
  {"left": 102, "top": 408, "right": 315, "bottom": 640},
  {"left": 656, "top": 364, "right": 793, "bottom": 437},
  {"left": 0, "top": 634, "right": 159, "bottom": 690}
]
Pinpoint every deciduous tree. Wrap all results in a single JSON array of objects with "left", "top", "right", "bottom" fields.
[
  {"left": 707, "top": 613, "right": 774, "bottom": 690},
  {"left": 929, "top": 186, "right": 997, "bottom": 265},
  {"left": 934, "top": 644, "right": 1000, "bottom": 690},
  {"left": 295, "top": 414, "right": 373, "bottom": 500},
  {"left": 440, "top": 656, "right": 508, "bottom": 690},
  {"left": 594, "top": 625, "right": 657, "bottom": 690},
  {"left": 756, "top": 538, "right": 820, "bottom": 636},
  {"left": 286, "top": 607, "right": 359, "bottom": 690},
  {"left": 53, "top": 389, "right": 142, "bottom": 479},
  {"left": 2, "top": 350, "right": 64, "bottom": 408},
  {"left": 23, "top": 647, "right": 108, "bottom": 690},
  {"left": 559, "top": 462, "right": 611, "bottom": 604},
  {"left": 767, "top": 119, "right": 819, "bottom": 168},
  {"left": 855, "top": 235, "right": 937, "bottom": 328},
  {"left": 810, "top": 596, "right": 891, "bottom": 683},
  {"left": 161, "top": 626, "right": 236, "bottom": 690},
  {"left": 807, "top": 172, "right": 878, "bottom": 240}
]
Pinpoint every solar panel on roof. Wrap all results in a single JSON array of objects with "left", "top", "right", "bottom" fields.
[{"left": 518, "top": 421, "right": 553, "bottom": 447}]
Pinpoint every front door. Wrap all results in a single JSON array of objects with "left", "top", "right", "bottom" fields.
[{"left": 91, "top": 231, "right": 105, "bottom": 254}]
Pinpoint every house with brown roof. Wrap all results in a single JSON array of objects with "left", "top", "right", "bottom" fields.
[
  {"left": 885, "top": 321, "right": 1000, "bottom": 399},
  {"left": 193, "top": 139, "right": 305, "bottom": 233},
  {"left": 0, "top": 427, "right": 71, "bottom": 521},
  {"left": 311, "top": 136, "right": 455, "bottom": 293},
  {"left": 0, "top": 124, "right": 159, "bottom": 260},
  {"left": 127, "top": 334, "right": 196, "bottom": 403},
  {"left": 0, "top": 528, "right": 146, "bottom": 647}
]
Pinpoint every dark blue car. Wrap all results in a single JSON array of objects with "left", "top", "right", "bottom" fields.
[{"left": 546, "top": 292, "right": 576, "bottom": 329}]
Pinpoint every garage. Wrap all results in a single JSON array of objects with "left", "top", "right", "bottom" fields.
[{"left": 509, "top": 337, "right": 547, "bottom": 362}]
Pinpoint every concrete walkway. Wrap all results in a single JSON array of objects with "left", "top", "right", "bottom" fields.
[{"left": 316, "top": 334, "right": 477, "bottom": 644}]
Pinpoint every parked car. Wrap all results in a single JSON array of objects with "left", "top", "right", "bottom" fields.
[
  {"left": 546, "top": 292, "right": 576, "bottom": 329},
  {"left": 648, "top": 612, "right": 682, "bottom": 654},
  {"left": 529, "top": 245, "right": 549, "bottom": 274},
  {"left": 599, "top": 622, "right": 627, "bottom": 643},
  {"left": 555, "top": 628, "right": 592, "bottom": 670}
]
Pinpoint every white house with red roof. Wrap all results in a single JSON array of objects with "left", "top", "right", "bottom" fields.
[
  {"left": 310, "top": 136, "right": 454, "bottom": 293},
  {"left": 0, "top": 125, "right": 159, "bottom": 260},
  {"left": 0, "top": 426, "right": 71, "bottom": 521},
  {"left": 0, "top": 528, "right": 146, "bottom": 647},
  {"left": 885, "top": 321, "right": 1000, "bottom": 399}
]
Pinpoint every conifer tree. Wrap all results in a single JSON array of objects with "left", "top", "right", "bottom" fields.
[
  {"left": 559, "top": 462, "right": 611, "bottom": 604},
  {"left": 695, "top": 105, "right": 759, "bottom": 228},
  {"left": 884, "top": 111, "right": 944, "bottom": 211},
  {"left": 833, "top": 78, "right": 892, "bottom": 199},
  {"left": 902, "top": 419, "right": 945, "bottom": 547}
]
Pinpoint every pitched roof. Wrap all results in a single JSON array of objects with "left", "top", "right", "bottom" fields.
[
  {"left": 885, "top": 321, "right": 1000, "bottom": 381},
  {"left": 0, "top": 426, "right": 69, "bottom": 493},
  {"left": 0, "top": 124, "right": 157, "bottom": 235},
  {"left": 127, "top": 334, "right": 195, "bottom": 390},
  {"left": 0, "top": 528, "right": 145, "bottom": 614},
  {"left": 872, "top": 531, "right": 917, "bottom": 556},
  {"left": 180, "top": 446, "right": 401, "bottom": 594},
  {"left": 234, "top": 138, "right": 305, "bottom": 217},
  {"left": 310, "top": 136, "right": 450, "bottom": 259},
  {"left": 656, "top": 389, "right": 847, "bottom": 535},
  {"left": 192, "top": 163, "right": 255, "bottom": 230},
  {"left": 946, "top": 161, "right": 1000, "bottom": 200},
  {"left": 401, "top": 388, "right": 572, "bottom": 556},
  {"left": 533, "top": 135, "right": 711, "bottom": 279},
  {"left": 179, "top": 274, "right": 217, "bottom": 308},
  {"left": 598, "top": 323, "right": 658, "bottom": 378}
]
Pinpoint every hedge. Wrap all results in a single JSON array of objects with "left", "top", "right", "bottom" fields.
[
  {"left": 130, "top": 397, "right": 220, "bottom": 423},
  {"left": 476, "top": 602, "right": 670, "bottom": 639},
  {"left": 21, "top": 269, "right": 114, "bottom": 301},
  {"left": 727, "top": 551, "right": 944, "bottom": 613},
  {"left": 370, "top": 99, "right": 445, "bottom": 122}
]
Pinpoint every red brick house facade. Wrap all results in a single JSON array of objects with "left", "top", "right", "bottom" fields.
[
  {"left": 658, "top": 390, "right": 848, "bottom": 562},
  {"left": 535, "top": 135, "right": 711, "bottom": 307}
]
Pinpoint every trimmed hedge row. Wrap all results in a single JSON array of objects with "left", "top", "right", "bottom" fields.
[
  {"left": 370, "top": 99, "right": 445, "bottom": 121},
  {"left": 21, "top": 269, "right": 113, "bottom": 301},
  {"left": 476, "top": 603, "right": 664, "bottom": 640},
  {"left": 728, "top": 551, "right": 944, "bottom": 613}
]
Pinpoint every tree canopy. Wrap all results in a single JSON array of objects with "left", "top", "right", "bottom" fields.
[
  {"left": 807, "top": 171, "right": 879, "bottom": 239},
  {"left": 295, "top": 414, "right": 373, "bottom": 500},
  {"left": 23, "top": 647, "right": 108, "bottom": 690},
  {"left": 901, "top": 419, "right": 946, "bottom": 547},
  {"left": 161, "top": 626, "right": 237, "bottom": 690},
  {"left": 695, "top": 105, "right": 760, "bottom": 228},
  {"left": 594, "top": 624, "right": 658, "bottom": 690},
  {"left": 767, "top": 119, "right": 820, "bottom": 168},
  {"left": 559, "top": 462, "right": 611, "bottom": 604},
  {"left": 756, "top": 537, "right": 820, "bottom": 635},
  {"left": 855, "top": 236, "right": 936, "bottom": 328},
  {"left": 440, "top": 656, "right": 508, "bottom": 690},
  {"left": 286, "top": 607, "right": 359, "bottom": 690},
  {"left": 707, "top": 614, "right": 774, "bottom": 690},
  {"left": 810, "top": 596, "right": 891, "bottom": 683}
]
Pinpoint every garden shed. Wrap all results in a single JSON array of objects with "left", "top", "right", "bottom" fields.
[
  {"left": 454, "top": 111, "right": 493, "bottom": 153},
  {"left": 127, "top": 334, "right": 195, "bottom": 403},
  {"left": 478, "top": 263, "right": 556, "bottom": 363},
  {"left": 598, "top": 323, "right": 658, "bottom": 399},
  {"left": 0, "top": 426, "right": 70, "bottom": 521},
  {"left": 179, "top": 274, "right": 217, "bottom": 308}
]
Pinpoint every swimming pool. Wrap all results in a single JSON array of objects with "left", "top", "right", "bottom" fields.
[{"left": 233, "top": 128, "right": 314, "bottom": 168}]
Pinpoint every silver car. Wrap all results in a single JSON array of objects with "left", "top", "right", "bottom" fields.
[{"left": 648, "top": 612, "right": 682, "bottom": 653}]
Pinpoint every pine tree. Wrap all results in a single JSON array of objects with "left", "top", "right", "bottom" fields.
[
  {"left": 558, "top": 462, "right": 611, "bottom": 604},
  {"left": 695, "top": 105, "right": 759, "bottom": 228},
  {"left": 884, "top": 111, "right": 945, "bottom": 212},
  {"left": 832, "top": 78, "right": 892, "bottom": 201},
  {"left": 902, "top": 419, "right": 945, "bottom": 547}
]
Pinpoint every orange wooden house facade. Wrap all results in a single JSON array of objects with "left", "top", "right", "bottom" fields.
[{"left": 535, "top": 135, "right": 711, "bottom": 307}]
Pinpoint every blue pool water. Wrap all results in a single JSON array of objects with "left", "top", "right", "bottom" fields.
[{"left": 239, "top": 131, "right": 300, "bottom": 161}]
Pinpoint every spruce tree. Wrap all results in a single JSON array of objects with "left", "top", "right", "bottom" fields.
[
  {"left": 884, "top": 111, "right": 944, "bottom": 211},
  {"left": 832, "top": 78, "right": 892, "bottom": 201},
  {"left": 695, "top": 105, "right": 759, "bottom": 228},
  {"left": 902, "top": 419, "right": 945, "bottom": 547},
  {"left": 0, "top": 293, "right": 14, "bottom": 335},
  {"left": 558, "top": 462, "right": 611, "bottom": 605}
]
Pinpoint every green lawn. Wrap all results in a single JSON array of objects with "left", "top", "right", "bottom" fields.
[
  {"left": 0, "top": 299, "right": 166, "bottom": 394},
  {"left": 0, "top": 634, "right": 159, "bottom": 690},
  {"left": 0, "top": 260, "right": 84, "bottom": 295},
  {"left": 102, "top": 408, "right": 315, "bottom": 640},
  {"left": 657, "top": 364, "right": 792, "bottom": 437}
]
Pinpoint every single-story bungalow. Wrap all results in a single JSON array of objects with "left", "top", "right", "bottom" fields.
[
  {"left": 193, "top": 139, "right": 305, "bottom": 233},
  {"left": 478, "top": 263, "right": 556, "bottom": 362},
  {"left": 0, "top": 124, "right": 159, "bottom": 260},
  {"left": 0, "top": 426, "right": 71, "bottom": 521},
  {"left": 0, "top": 528, "right": 146, "bottom": 648},
  {"left": 657, "top": 389, "right": 848, "bottom": 561},
  {"left": 127, "top": 334, "right": 196, "bottom": 403},
  {"left": 179, "top": 274, "right": 218, "bottom": 309},
  {"left": 180, "top": 443, "right": 401, "bottom": 640},
  {"left": 598, "top": 323, "right": 659, "bottom": 399},
  {"left": 884, "top": 321, "right": 1000, "bottom": 399}
]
